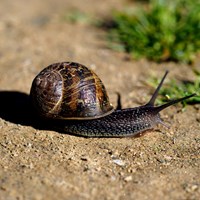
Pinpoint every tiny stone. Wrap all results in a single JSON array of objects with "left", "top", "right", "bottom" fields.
[
  {"left": 29, "top": 163, "right": 34, "bottom": 169},
  {"left": 111, "top": 176, "right": 116, "bottom": 181},
  {"left": 157, "top": 158, "right": 165, "bottom": 163},
  {"left": 164, "top": 155, "right": 172, "bottom": 161},
  {"left": 27, "top": 143, "right": 32, "bottom": 148},
  {"left": 190, "top": 184, "right": 198, "bottom": 191},
  {"left": 119, "top": 172, "right": 124, "bottom": 176},
  {"left": 12, "top": 151, "right": 18, "bottom": 157},
  {"left": 113, "top": 159, "right": 126, "bottom": 167},
  {"left": 95, "top": 167, "right": 101, "bottom": 172},
  {"left": 124, "top": 176, "right": 132, "bottom": 182},
  {"left": 185, "top": 184, "right": 198, "bottom": 193}
]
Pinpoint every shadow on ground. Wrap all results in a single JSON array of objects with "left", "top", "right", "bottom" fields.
[
  {"left": 0, "top": 91, "right": 53, "bottom": 130},
  {"left": 0, "top": 91, "right": 84, "bottom": 136}
]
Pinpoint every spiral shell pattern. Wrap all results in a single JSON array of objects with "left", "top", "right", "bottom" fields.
[{"left": 30, "top": 62, "right": 114, "bottom": 120}]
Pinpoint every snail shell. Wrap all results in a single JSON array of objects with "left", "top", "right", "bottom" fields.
[{"left": 30, "top": 62, "right": 114, "bottom": 120}]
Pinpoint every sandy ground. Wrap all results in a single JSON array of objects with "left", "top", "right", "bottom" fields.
[{"left": 0, "top": 0, "right": 199, "bottom": 199}]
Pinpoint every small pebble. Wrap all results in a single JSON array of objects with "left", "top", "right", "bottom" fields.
[
  {"left": 163, "top": 155, "right": 172, "bottom": 161},
  {"left": 124, "top": 176, "right": 132, "bottom": 182},
  {"left": 113, "top": 159, "right": 126, "bottom": 167},
  {"left": 185, "top": 184, "right": 198, "bottom": 193}
]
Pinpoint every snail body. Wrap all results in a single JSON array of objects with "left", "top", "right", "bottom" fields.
[{"left": 30, "top": 62, "right": 195, "bottom": 137}]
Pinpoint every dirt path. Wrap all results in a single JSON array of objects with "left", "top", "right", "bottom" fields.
[{"left": 0, "top": 0, "right": 199, "bottom": 199}]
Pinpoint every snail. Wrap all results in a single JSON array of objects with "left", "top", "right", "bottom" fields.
[{"left": 30, "top": 62, "right": 195, "bottom": 137}]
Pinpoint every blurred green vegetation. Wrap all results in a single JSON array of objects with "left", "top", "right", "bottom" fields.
[
  {"left": 148, "top": 69, "right": 200, "bottom": 106},
  {"left": 63, "top": 10, "right": 94, "bottom": 24},
  {"left": 62, "top": 9, "right": 101, "bottom": 26},
  {"left": 106, "top": 0, "right": 200, "bottom": 63}
]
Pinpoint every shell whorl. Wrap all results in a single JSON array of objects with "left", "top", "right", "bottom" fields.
[{"left": 30, "top": 62, "right": 114, "bottom": 119}]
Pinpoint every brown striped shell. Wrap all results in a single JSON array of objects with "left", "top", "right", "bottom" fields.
[{"left": 30, "top": 62, "right": 114, "bottom": 120}]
